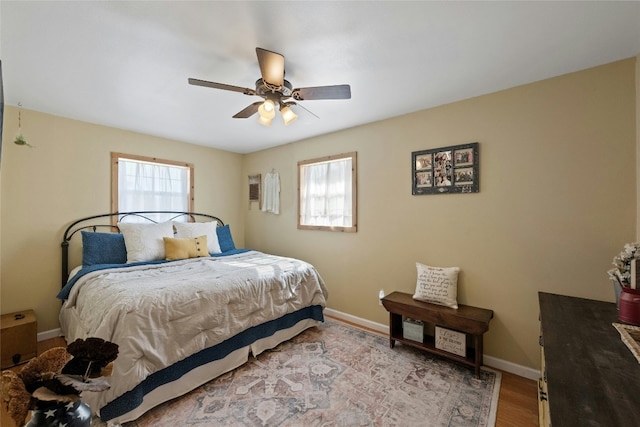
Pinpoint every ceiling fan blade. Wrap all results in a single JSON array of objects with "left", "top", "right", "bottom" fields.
[
  {"left": 292, "top": 84, "right": 351, "bottom": 101},
  {"left": 233, "top": 102, "right": 263, "bottom": 118},
  {"left": 256, "top": 48, "right": 284, "bottom": 87},
  {"left": 188, "top": 78, "right": 256, "bottom": 96}
]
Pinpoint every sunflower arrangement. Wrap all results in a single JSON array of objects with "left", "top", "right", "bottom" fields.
[{"left": 1, "top": 337, "right": 118, "bottom": 426}]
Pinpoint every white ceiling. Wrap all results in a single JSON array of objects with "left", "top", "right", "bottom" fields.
[{"left": 2, "top": 1, "right": 639, "bottom": 154}]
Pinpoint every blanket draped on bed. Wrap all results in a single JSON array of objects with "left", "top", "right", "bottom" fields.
[{"left": 59, "top": 250, "right": 328, "bottom": 419}]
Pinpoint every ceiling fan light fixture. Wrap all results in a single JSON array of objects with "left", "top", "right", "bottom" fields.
[
  {"left": 257, "top": 115, "right": 272, "bottom": 127},
  {"left": 258, "top": 99, "right": 275, "bottom": 120},
  {"left": 280, "top": 104, "right": 298, "bottom": 126},
  {"left": 263, "top": 99, "right": 275, "bottom": 112}
]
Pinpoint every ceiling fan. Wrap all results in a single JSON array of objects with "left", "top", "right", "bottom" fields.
[{"left": 188, "top": 47, "right": 351, "bottom": 127}]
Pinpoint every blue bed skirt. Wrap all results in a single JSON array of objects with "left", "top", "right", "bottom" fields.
[{"left": 99, "top": 305, "right": 324, "bottom": 421}]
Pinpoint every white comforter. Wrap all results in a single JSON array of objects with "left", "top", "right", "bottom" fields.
[{"left": 59, "top": 250, "right": 328, "bottom": 412}]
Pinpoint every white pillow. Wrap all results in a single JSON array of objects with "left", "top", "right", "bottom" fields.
[
  {"left": 173, "top": 221, "right": 221, "bottom": 254},
  {"left": 118, "top": 222, "right": 174, "bottom": 263},
  {"left": 413, "top": 262, "right": 460, "bottom": 309}
]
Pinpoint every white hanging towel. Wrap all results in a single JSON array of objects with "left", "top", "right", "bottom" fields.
[{"left": 261, "top": 172, "right": 280, "bottom": 214}]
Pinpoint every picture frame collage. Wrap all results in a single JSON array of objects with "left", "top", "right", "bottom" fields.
[{"left": 412, "top": 142, "right": 479, "bottom": 195}]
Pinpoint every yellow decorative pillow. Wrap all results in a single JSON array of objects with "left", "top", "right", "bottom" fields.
[{"left": 163, "top": 236, "right": 209, "bottom": 260}]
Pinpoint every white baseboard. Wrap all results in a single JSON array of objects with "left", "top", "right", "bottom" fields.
[
  {"left": 324, "top": 308, "right": 388, "bottom": 334},
  {"left": 483, "top": 355, "right": 539, "bottom": 380},
  {"left": 38, "top": 328, "right": 62, "bottom": 342},
  {"left": 324, "top": 307, "right": 539, "bottom": 381}
]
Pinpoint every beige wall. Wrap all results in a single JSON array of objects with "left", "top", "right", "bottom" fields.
[
  {"left": 244, "top": 58, "right": 637, "bottom": 370},
  {"left": 0, "top": 58, "right": 635, "bottom": 371},
  {"left": 0, "top": 110, "right": 245, "bottom": 331}
]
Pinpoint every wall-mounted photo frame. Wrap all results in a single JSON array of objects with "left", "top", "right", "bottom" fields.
[{"left": 412, "top": 142, "right": 479, "bottom": 195}]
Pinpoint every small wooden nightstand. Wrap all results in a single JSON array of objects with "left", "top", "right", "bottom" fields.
[{"left": 1, "top": 309, "right": 37, "bottom": 369}]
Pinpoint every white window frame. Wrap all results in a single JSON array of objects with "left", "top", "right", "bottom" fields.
[
  {"left": 111, "top": 152, "right": 194, "bottom": 222},
  {"left": 298, "top": 152, "right": 357, "bottom": 232}
]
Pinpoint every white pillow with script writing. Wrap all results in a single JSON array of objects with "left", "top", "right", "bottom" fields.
[{"left": 413, "top": 262, "right": 460, "bottom": 309}]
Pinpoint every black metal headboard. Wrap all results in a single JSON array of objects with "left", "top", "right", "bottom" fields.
[{"left": 61, "top": 211, "right": 224, "bottom": 287}]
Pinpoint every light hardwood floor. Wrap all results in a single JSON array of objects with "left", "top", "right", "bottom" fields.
[
  {"left": 3, "top": 334, "right": 539, "bottom": 427},
  {"left": 495, "top": 368, "right": 539, "bottom": 426}
]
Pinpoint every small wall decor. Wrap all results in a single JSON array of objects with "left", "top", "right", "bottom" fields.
[
  {"left": 412, "top": 142, "right": 479, "bottom": 195},
  {"left": 248, "top": 174, "right": 261, "bottom": 202},
  {"left": 14, "top": 102, "right": 33, "bottom": 148}
]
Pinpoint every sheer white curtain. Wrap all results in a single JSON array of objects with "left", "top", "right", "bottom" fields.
[
  {"left": 300, "top": 158, "right": 352, "bottom": 227},
  {"left": 118, "top": 159, "right": 189, "bottom": 223}
]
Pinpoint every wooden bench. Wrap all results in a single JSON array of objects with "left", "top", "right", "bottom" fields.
[{"left": 381, "top": 291, "right": 493, "bottom": 377}]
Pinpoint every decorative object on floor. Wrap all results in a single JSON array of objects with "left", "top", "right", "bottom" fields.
[
  {"left": 1, "top": 338, "right": 118, "bottom": 427},
  {"left": 24, "top": 400, "right": 91, "bottom": 427},
  {"left": 607, "top": 242, "right": 640, "bottom": 307},
  {"left": 613, "top": 323, "right": 640, "bottom": 363},
  {"left": 412, "top": 142, "right": 479, "bottom": 195},
  {"left": 92, "top": 319, "right": 500, "bottom": 427},
  {"left": 0, "top": 310, "right": 37, "bottom": 369}
]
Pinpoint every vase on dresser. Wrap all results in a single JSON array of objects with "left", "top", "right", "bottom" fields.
[
  {"left": 25, "top": 401, "right": 91, "bottom": 427},
  {"left": 619, "top": 287, "right": 640, "bottom": 326}
]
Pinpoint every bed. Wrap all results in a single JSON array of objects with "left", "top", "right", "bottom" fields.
[{"left": 57, "top": 211, "right": 328, "bottom": 424}]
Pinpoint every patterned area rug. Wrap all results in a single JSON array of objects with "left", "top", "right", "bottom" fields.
[{"left": 103, "top": 319, "right": 500, "bottom": 426}]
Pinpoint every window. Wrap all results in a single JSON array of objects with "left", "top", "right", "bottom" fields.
[
  {"left": 111, "top": 153, "right": 194, "bottom": 222},
  {"left": 298, "top": 152, "right": 357, "bottom": 232}
]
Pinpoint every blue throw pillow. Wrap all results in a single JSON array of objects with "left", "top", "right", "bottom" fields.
[
  {"left": 82, "top": 231, "right": 127, "bottom": 266},
  {"left": 216, "top": 225, "right": 236, "bottom": 252}
]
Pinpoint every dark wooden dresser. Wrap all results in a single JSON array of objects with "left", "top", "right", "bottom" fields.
[{"left": 538, "top": 292, "right": 640, "bottom": 427}]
